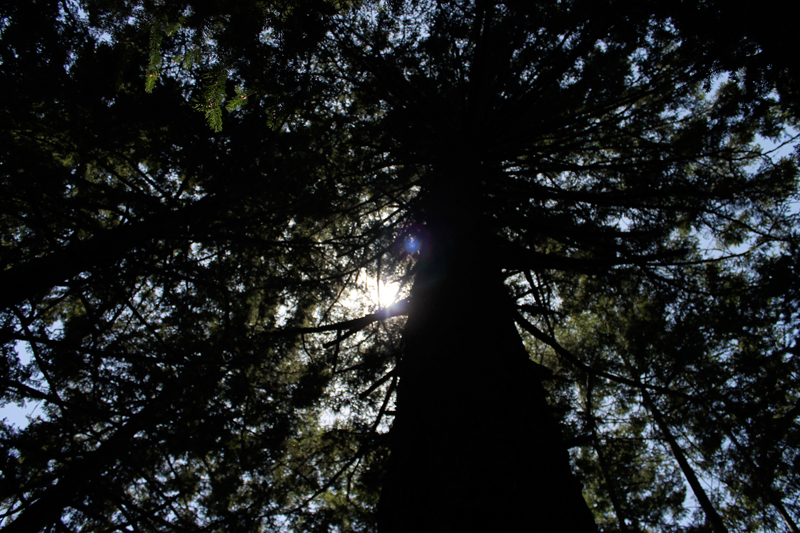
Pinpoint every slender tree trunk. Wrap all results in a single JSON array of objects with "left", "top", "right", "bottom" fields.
[
  {"left": 774, "top": 498, "right": 800, "bottom": 533},
  {"left": 718, "top": 421, "right": 800, "bottom": 533},
  {"left": 592, "top": 438, "right": 634, "bottom": 533},
  {"left": 639, "top": 389, "right": 729, "bottom": 533},
  {"left": 377, "top": 193, "right": 597, "bottom": 532},
  {"left": 620, "top": 352, "right": 728, "bottom": 533},
  {"left": 586, "top": 375, "right": 632, "bottom": 533}
]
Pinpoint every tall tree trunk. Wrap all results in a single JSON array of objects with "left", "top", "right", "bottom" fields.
[
  {"left": 586, "top": 375, "right": 632, "bottom": 533},
  {"left": 717, "top": 420, "right": 800, "bottom": 533},
  {"left": 377, "top": 193, "right": 597, "bottom": 532},
  {"left": 621, "top": 353, "right": 729, "bottom": 533},
  {"left": 639, "top": 388, "right": 729, "bottom": 533}
]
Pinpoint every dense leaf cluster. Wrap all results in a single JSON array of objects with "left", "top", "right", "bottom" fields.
[{"left": 1, "top": 0, "right": 799, "bottom": 531}]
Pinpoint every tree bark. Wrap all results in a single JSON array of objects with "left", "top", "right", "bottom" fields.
[{"left": 377, "top": 194, "right": 597, "bottom": 532}]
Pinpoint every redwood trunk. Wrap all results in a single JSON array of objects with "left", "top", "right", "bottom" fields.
[{"left": 378, "top": 195, "right": 597, "bottom": 532}]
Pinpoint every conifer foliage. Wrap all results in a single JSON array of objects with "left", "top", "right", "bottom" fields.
[{"left": 1, "top": 0, "right": 799, "bottom": 531}]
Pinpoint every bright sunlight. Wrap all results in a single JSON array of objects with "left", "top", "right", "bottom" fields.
[
  {"left": 340, "top": 270, "right": 403, "bottom": 312},
  {"left": 366, "top": 277, "right": 401, "bottom": 308}
]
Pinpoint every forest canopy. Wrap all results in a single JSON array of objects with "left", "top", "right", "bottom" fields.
[{"left": 1, "top": 0, "right": 799, "bottom": 531}]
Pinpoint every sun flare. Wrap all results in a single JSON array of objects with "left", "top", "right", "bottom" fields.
[
  {"left": 339, "top": 270, "right": 403, "bottom": 312},
  {"left": 367, "top": 279, "right": 401, "bottom": 308}
]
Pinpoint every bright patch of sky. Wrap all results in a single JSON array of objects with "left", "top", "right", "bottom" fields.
[
  {"left": 0, "top": 15, "right": 10, "bottom": 39},
  {"left": 0, "top": 343, "right": 38, "bottom": 429},
  {"left": 341, "top": 269, "right": 403, "bottom": 312},
  {"left": 0, "top": 321, "right": 65, "bottom": 430}
]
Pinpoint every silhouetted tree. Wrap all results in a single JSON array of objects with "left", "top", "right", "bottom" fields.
[{"left": 2, "top": 0, "right": 798, "bottom": 531}]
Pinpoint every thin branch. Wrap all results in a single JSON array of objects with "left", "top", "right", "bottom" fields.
[
  {"left": 514, "top": 312, "right": 692, "bottom": 399},
  {"left": 272, "top": 299, "right": 409, "bottom": 339}
]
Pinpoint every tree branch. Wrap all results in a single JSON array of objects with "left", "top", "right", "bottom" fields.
[
  {"left": 514, "top": 312, "right": 692, "bottom": 399},
  {"left": 272, "top": 299, "right": 409, "bottom": 340}
]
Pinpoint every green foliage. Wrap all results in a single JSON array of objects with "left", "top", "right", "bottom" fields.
[
  {"left": 226, "top": 85, "right": 252, "bottom": 112},
  {"left": 2, "top": 0, "right": 799, "bottom": 531},
  {"left": 145, "top": 18, "right": 164, "bottom": 93},
  {"left": 193, "top": 67, "right": 228, "bottom": 131}
]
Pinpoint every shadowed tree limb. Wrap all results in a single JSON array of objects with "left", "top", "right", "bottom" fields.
[{"left": 514, "top": 311, "right": 692, "bottom": 400}]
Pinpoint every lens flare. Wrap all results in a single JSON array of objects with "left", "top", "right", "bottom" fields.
[
  {"left": 395, "top": 224, "right": 430, "bottom": 257},
  {"left": 404, "top": 236, "right": 420, "bottom": 254}
]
